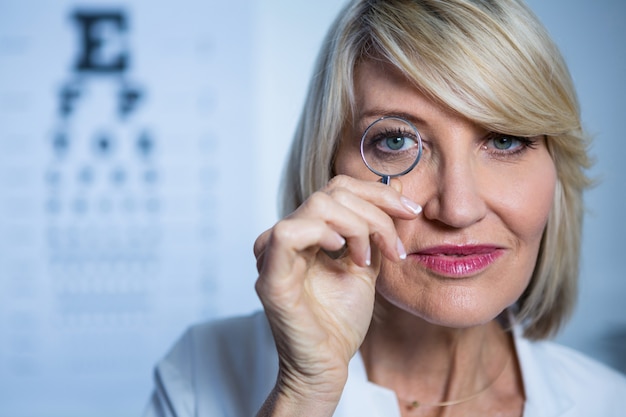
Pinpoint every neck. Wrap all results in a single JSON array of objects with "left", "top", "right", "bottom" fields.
[{"left": 359, "top": 299, "right": 514, "bottom": 409}]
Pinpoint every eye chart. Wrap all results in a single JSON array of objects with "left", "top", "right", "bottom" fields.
[{"left": 0, "top": 1, "right": 259, "bottom": 416}]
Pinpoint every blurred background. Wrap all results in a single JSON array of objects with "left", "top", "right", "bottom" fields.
[{"left": 0, "top": 1, "right": 623, "bottom": 416}]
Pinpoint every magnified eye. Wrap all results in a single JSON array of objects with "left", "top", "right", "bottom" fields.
[
  {"left": 360, "top": 116, "right": 423, "bottom": 180},
  {"left": 373, "top": 130, "right": 418, "bottom": 154},
  {"left": 386, "top": 136, "right": 404, "bottom": 150}
]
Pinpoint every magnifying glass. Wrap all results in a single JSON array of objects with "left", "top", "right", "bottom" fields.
[
  {"left": 325, "top": 116, "right": 423, "bottom": 261},
  {"left": 360, "top": 116, "right": 423, "bottom": 184}
]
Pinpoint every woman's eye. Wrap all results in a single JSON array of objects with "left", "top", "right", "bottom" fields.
[
  {"left": 485, "top": 134, "right": 535, "bottom": 153},
  {"left": 383, "top": 136, "right": 410, "bottom": 151},
  {"left": 375, "top": 133, "right": 418, "bottom": 152},
  {"left": 492, "top": 135, "right": 518, "bottom": 150}
]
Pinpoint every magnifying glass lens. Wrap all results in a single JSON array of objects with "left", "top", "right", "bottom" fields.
[{"left": 360, "top": 117, "right": 422, "bottom": 181}]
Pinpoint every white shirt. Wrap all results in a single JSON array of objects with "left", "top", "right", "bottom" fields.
[{"left": 144, "top": 311, "right": 626, "bottom": 417}]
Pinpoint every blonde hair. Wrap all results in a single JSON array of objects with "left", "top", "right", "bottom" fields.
[{"left": 279, "top": 0, "right": 592, "bottom": 339}]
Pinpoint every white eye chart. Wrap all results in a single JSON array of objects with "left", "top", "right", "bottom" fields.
[{"left": 0, "top": 1, "right": 262, "bottom": 416}]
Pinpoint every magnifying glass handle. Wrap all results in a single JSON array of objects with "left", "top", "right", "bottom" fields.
[{"left": 381, "top": 175, "right": 391, "bottom": 185}]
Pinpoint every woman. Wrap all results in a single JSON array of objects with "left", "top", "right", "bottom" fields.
[{"left": 145, "top": 0, "right": 626, "bottom": 416}]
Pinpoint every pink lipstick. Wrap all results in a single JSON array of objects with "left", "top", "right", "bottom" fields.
[{"left": 411, "top": 245, "right": 504, "bottom": 278}]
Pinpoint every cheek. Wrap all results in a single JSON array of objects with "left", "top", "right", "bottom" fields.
[
  {"left": 334, "top": 139, "right": 379, "bottom": 180},
  {"left": 498, "top": 155, "right": 557, "bottom": 246},
  {"left": 375, "top": 154, "right": 557, "bottom": 325}
]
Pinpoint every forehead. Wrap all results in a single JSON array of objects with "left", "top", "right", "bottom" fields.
[
  {"left": 354, "top": 60, "right": 415, "bottom": 112},
  {"left": 353, "top": 60, "right": 462, "bottom": 129}
]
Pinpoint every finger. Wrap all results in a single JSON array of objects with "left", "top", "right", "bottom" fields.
[
  {"left": 254, "top": 228, "right": 272, "bottom": 273},
  {"left": 296, "top": 191, "right": 377, "bottom": 267},
  {"left": 389, "top": 177, "right": 403, "bottom": 194},
  {"left": 256, "top": 218, "right": 353, "bottom": 310},
  {"left": 325, "top": 175, "right": 422, "bottom": 219},
  {"left": 259, "top": 217, "right": 347, "bottom": 280},
  {"left": 324, "top": 187, "right": 405, "bottom": 262},
  {"left": 254, "top": 228, "right": 272, "bottom": 259}
]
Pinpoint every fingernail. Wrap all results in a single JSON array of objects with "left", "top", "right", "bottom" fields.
[
  {"left": 365, "top": 245, "right": 372, "bottom": 266},
  {"left": 401, "top": 196, "right": 422, "bottom": 215},
  {"left": 397, "top": 238, "right": 407, "bottom": 260}
]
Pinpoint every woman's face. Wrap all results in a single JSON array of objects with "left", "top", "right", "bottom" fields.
[{"left": 334, "top": 60, "right": 557, "bottom": 327}]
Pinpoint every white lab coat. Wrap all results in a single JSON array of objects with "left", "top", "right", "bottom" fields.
[{"left": 144, "top": 311, "right": 626, "bottom": 417}]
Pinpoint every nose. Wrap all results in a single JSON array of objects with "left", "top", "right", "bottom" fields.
[{"left": 420, "top": 154, "right": 487, "bottom": 229}]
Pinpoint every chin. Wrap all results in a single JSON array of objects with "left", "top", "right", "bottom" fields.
[{"left": 376, "top": 282, "right": 512, "bottom": 329}]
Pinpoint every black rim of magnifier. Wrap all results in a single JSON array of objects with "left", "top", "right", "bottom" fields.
[{"left": 359, "top": 116, "right": 423, "bottom": 184}]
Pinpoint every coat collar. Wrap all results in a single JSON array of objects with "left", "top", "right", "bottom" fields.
[
  {"left": 334, "top": 322, "right": 576, "bottom": 417},
  {"left": 512, "top": 324, "right": 574, "bottom": 417},
  {"left": 336, "top": 352, "right": 401, "bottom": 417}
]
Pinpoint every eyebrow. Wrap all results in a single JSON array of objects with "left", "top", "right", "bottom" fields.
[{"left": 357, "top": 109, "right": 429, "bottom": 129}]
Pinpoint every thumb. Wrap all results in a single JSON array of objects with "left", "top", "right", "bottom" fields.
[{"left": 389, "top": 178, "right": 403, "bottom": 194}]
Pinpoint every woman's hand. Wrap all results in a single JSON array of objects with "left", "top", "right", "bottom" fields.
[{"left": 254, "top": 176, "right": 422, "bottom": 416}]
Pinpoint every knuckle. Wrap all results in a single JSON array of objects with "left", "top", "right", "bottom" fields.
[
  {"left": 325, "top": 186, "right": 349, "bottom": 202},
  {"left": 255, "top": 279, "right": 277, "bottom": 307},
  {"left": 254, "top": 276, "right": 266, "bottom": 295},
  {"left": 326, "top": 174, "right": 352, "bottom": 190},
  {"left": 271, "top": 219, "right": 297, "bottom": 243},
  {"left": 324, "top": 180, "right": 355, "bottom": 205},
  {"left": 253, "top": 229, "right": 270, "bottom": 257},
  {"left": 302, "top": 190, "right": 332, "bottom": 214},
  {"left": 327, "top": 174, "right": 344, "bottom": 188}
]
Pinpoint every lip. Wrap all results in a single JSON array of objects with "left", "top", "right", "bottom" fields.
[{"left": 410, "top": 245, "right": 505, "bottom": 278}]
